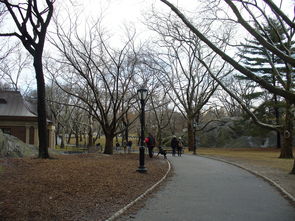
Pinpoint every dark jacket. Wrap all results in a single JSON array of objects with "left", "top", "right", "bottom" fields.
[
  {"left": 146, "top": 135, "right": 155, "bottom": 147},
  {"left": 171, "top": 137, "right": 178, "bottom": 148}
]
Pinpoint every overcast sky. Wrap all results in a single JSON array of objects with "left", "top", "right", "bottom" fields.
[
  {"left": 54, "top": 0, "right": 196, "bottom": 46},
  {"left": 2, "top": 0, "right": 293, "bottom": 92},
  {"left": 1, "top": 0, "right": 193, "bottom": 92}
]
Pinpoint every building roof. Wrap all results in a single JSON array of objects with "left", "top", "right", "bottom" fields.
[{"left": 0, "top": 91, "right": 37, "bottom": 118}]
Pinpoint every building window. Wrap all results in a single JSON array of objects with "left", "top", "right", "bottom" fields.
[
  {"left": 1, "top": 128, "right": 11, "bottom": 135},
  {"left": 0, "top": 98, "right": 7, "bottom": 104}
]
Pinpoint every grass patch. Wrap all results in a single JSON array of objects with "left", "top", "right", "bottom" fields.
[
  {"left": 66, "top": 135, "right": 139, "bottom": 146},
  {"left": 54, "top": 145, "right": 88, "bottom": 152},
  {"left": 196, "top": 148, "right": 294, "bottom": 172}
]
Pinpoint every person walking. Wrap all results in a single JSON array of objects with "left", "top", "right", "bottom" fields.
[
  {"left": 96, "top": 143, "right": 101, "bottom": 152},
  {"left": 115, "top": 142, "right": 120, "bottom": 152},
  {"left": 123, "top": 142, "right": 127, "bottom": 153},
  {"left": 127, "top": 140, "right": 132, "bottom": 153},
  {"left": 171, "top": 135, "right": 178, "bottom": 156},
  {"left": 145, "top": 133, "right": 156, "bottom": 158},
  {"left": 177, "top": 137, "right": 183, "bottom": 156}
]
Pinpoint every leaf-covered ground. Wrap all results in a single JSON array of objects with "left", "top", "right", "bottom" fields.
[{"left": 0, "top": 153, "right": 169, "bottom": 221}]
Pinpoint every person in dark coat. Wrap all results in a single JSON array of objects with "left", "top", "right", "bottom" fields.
[
  {"left": 145, "top": 133, "right": 156, "bottom": 158},
  {"left": 171, "top": 135, "right": 178, "bottom": 156},
  {"left": 177, "top": 137, "right": 183, "bottom": 156},
  {"left": 115, "top": 142, "right": 120, "bottom": 151},
  {"left": 127, "top": 140, "right": 132, "bottom": 153}
]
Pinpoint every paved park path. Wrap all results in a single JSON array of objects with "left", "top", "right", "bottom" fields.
[{"left": 121, "top": 154, "right": 295, "bottom": 221}]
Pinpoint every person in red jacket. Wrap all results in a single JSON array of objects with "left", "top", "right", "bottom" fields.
[{"left": 145, "top": 133, "right": 156, "bottom": 158}]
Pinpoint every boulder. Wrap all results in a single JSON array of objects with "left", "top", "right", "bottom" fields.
[
  {"left": 225, "top": 136, "right": 265, "bottom": 148},
  {"left": 199, "top": 118, "right": 239, "bottom": 147},
  {"left": 197, "top": 117, "right": 279, "bottom": 148},
  {"left": 0, "top": 130, "right": 38, "bottom": 157}
]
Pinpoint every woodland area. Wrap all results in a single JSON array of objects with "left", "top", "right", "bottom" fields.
[{"left": 0, "top": 1, "right": 294, "bottom": 173}]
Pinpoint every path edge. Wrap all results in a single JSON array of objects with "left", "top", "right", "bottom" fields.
[
  {"left": 104, "top": 160, "right": 172, "bottom": 221},
  {"left": 200, "top": 155, "right": 295, "bottom": 203}
]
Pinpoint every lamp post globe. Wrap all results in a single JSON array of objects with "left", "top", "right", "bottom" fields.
[
  {"left": 137, "top": 88, "right": 148, "bottom": 100},
  {"left": 137, "top": 88, "right": 148, "bottom": 173}
]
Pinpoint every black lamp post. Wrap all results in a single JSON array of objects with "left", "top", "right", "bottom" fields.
[
  {"left": 193, "top": 121, "right": 197, "bottom": 155},
  {"left": 137, "top": 88, "right": 148, "bottom": 173}
]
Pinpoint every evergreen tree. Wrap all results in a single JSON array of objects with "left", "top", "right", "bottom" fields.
[{"left": 238, "top": 18, "right": 294, "bottom": 152}]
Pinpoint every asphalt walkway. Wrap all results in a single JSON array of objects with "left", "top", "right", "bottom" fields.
[{"left": 120, "top": 154, "right": 295, "bottom": 221}]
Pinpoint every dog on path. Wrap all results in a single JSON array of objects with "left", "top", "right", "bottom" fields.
[{"left": 157, "top": 147, "right": 167, "bottom": 159}]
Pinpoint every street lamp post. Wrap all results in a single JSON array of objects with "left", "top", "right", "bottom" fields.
[
  {"left": 137, "top": 88, "right": 148, "bottom": 173},
  {"left": 193, "top": 121, "right": 197, "bottom": 155}
]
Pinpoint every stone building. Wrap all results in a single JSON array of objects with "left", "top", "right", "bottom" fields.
[{"left": 0, "top": 91, "right": 55, "bottom": 148}]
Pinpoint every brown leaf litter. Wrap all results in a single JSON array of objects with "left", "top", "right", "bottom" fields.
[{"left": 0, "top": 153, "right": 169, "bottom": 221}]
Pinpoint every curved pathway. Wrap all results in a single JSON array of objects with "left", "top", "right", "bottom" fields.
[{"left": 120, "top": 154, "right": 295, "bottom": 221}]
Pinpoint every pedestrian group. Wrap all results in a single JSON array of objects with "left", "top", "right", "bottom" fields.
[
  {"left": 171, "top": 135, "right": 183, "bottom": 156},
  {"left": 144, "top": 133, "right": 184, "bottom": 158},
  {"left": 96, "top": 133, "right": 184, "bottom": 158}
]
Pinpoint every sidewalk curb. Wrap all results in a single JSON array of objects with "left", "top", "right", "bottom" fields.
[
  {"left": 199, "top": 155, "right": 295, "bottom": 203},
  {"left": 105, "top": 160, "right": 172, "bottom": 221}
]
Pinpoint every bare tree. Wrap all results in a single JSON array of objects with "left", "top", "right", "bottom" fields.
[
  {"left": 0, "top": 4, "right": 16, "bottom": 62},
  {"left": 160, "top": 0, "right": 294, "bottom": 100},
  {"left": 159, "top": 0, "right": 295, "bottom": 172},
  {"left": 46, "top": 81, "right": 80, "bottom": 148},
  {"left": 148, "top": 87, "right": 175, "bottom": 147},
  {"left": 146, "top": 12, "right": 230, "bottom": 152},
  {"left": 0, "top": 46, "right": 32, "bottom": 91},
  {"left": 0, "top": 0, "right": 54, "bottom": 158},
  {"left": 49, "top": 18, "right": 142, "bottom": 154}
]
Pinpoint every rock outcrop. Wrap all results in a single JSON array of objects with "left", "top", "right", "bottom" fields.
[
  {"left": 0, "top": 130, "right": 38, "bottom": 157},
  {"left": 197, "top": 117, "right": 278, "bottom": 148}
]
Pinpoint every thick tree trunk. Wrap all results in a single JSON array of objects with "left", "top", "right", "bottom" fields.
[
  {"left": 60, "top": 130, "right": 65, "bottom": 149},
  {"left": 55, "top": 123, "right": 60, "bottom": 146},
  {"left": 122, "top": 118, "right": 128, "bottom": 145},
  {"left": 187, "top": 120, "right": 193, "bottom": 151},
  {"left": 87, "top": 113, "right": 93, "bottom": 148},
  {"left": 274, "top": 95, "right": 281, "bottom": 148},
  {"left": 74, "top": 127, "right": 79, "bottom": 147},
  {"left": 124, "top": 127, "right": 128, "bottom": 145},
  {"left": 87, "top": 126, "right": 93, "bottom": 148},
  {"left": 60, "top": 137, "right": 65, "bottom": 149},
  {"left": 290, "top": 160, "right": 295, "bottom": 174},
  {"left": 279, "top": 102, "right": 293, "bottom": 158},
  {"left": 157, "top": 129, "right": 162, "bottom": 147},
  {"left": 276, "top": 130, "right": 281, "bottom": 149},
  {"left": 67, "top": 131, "right": 72, "bottom": 144},
  {"left": 75, "top": 133, "right": 79, "bottom": 147},
  {"left": 104, "top": 134, "right": 114, "bottom": 154},
  {"left": 280, "top": 131, "right": 293, "bottom": 158},
  {"left": 60, "top": 128, "right": 66, "bottom": 148},
  {"left": 83, "top": 133, "right": 87, "bottom": 147},
  {"left": 34, "top": 55, "right": 49, "bottom": 158}
]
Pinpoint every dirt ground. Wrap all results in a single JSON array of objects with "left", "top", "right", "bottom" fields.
[{"left": 0, "top": 153, "right": 169, "bottom": 221}]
